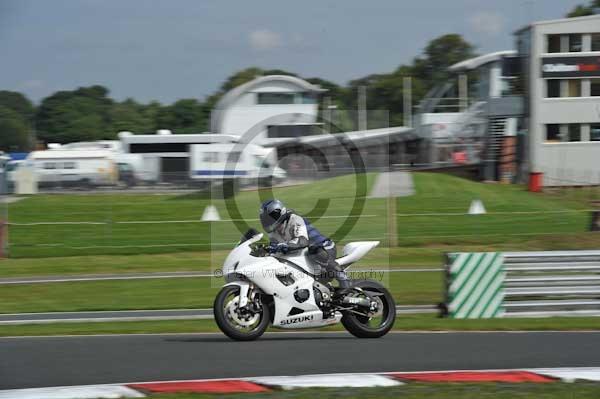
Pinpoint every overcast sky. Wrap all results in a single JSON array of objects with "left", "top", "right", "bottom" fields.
[{"left": 0, "top": 0, "right": 585, "bottom": 104}]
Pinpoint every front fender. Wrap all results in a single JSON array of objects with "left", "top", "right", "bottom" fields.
[{"left": 222, "top": 281, "right": 251, "bottom": 307}]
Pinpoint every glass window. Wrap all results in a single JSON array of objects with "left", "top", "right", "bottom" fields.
[
  {"left": 203, "top": 152, "right": 220, "bottom": 163},
  {"left": 545, "top": 124, "right": 561, "bottom": 142},
  {"left": 43, "top": 162, "right": 56, "bottom": 169},
  {"left": 63, "top": 162, "right": 76, "bottom": 169},
  {"left": 257, "top": 92, "right": 295, "bottom": 104},
  {"left": 567, "top": 79, "right": 581, "bottom": 97},
  {"left": 547, "top": 34, "right": 561, "bottom": 53},
  {"left": 591, "top": 79, "right": 600, "bottom": 96},
  {"left": 5, "top": 162, "right": 18, "bottom": 172},
  {"left": 591, "top": 124, "right": 600, "bottom": 141},
  {"left": 546, "top": 80, "right": 561, "bottom": 97},
  {"left": 568, "top": 124, "right": 581, "bottom": 142},
  {"left": 300, "top": 93, "right": 317, "bottom": 104},
  {"left": 226, "top": 152, "right": 241, "bottom": 163},
  {"left": 254, "top": 156, "right": 265, "bottom": 168},
  {"left": 118, "top": 163, "right": 131, "bottom": 172},
  {"left": 592, "top": 33, "right": 600, "bottom": 52},
  {"left": 569, "top": 34, "right": 582, "bottom": 52}
]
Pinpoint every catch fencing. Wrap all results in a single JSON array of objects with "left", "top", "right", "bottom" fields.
[{"left": 442, "top": 249, "right": 600, "bottom": 318}]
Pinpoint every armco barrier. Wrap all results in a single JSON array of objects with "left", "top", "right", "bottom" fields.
[
  {"left": 442, "top": 250, "right": 600, "bottom": 318},
  {"left": 443, "top": 252, "right": 505, "bottom": 319}
]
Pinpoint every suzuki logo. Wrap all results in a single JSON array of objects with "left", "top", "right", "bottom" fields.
[{"left": 280, "top": 315, "right": 314, "bottom": 325}]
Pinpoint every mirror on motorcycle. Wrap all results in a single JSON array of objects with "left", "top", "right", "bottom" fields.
[{"left": 240, "top": 228, "right": 260, "bottom": 244}]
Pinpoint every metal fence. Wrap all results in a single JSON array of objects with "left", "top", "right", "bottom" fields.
[
  {"left": 503, "top": 250, "right": 600, "bottom": 317},
  {"left": 443, "top": 250, "right": 600, "bottom": 318}
]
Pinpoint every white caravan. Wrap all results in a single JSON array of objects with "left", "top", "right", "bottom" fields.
[
  {"left": 189, "top": 143, "right": 286, "bottom": 184},
  {"left": 26, "top": 150, "right": 118, "bottom": 187}
]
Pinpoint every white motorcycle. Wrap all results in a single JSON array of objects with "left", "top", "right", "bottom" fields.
[{"left": 213, "top": 229, "right": 396, "bottom": 341}]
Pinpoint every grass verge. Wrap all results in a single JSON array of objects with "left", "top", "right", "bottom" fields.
[
  {"left": 5, "top": 172, "right": 597, "bottom": 258},
  {"left": 0, "top": 272, "right": 443, "bottom": 313},
  {"left": 4, "top": 232, "right": 600, "bottom": 279},
  {"left": 2, "top": 314, "right": 600, "bottom": 337}
]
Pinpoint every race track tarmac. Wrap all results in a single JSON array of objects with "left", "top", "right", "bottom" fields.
[{"left": 2, "top": 331, "right": 600, "bottom": 389}]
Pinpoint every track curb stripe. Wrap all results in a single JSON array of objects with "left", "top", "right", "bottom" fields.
[
  {"left": 3, "top": 368, "right": 600, "bottom": 398},
  {"left": 389, "top": 370, "right": 555, "bottom": 383},
  {"left": 0, "top": 385, "right": 144, "bottom": 399},
  {"left": 129, "top": 380, "right": 270, "bottom": 394},
  {"left": 248, "top": 373, "right": 402, "bottom": 389}
]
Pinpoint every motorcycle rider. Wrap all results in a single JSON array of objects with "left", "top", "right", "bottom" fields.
[{"left": 259, "top": 199, "right": 350, "bottom": 290}]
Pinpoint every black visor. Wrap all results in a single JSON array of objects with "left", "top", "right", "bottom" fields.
[
  {"left": 268, "top": 209, "right": 281, "bottom": 221},
  {"left": 260, "top": 199, "right": 287, "bottom": 233}
]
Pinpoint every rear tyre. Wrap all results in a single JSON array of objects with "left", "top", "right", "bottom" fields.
[
  {"left": 341, "top": 280, "right": 396, "bottom": 338},
  {"left": 213, "top": 285, "right": 270, "bottom": 341}
]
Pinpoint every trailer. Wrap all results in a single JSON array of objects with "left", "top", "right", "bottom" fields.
[
  {"left": 189, "top": 143, "right": 286, "bottom": 185},
  {"left": 26, "top": 150, "right": 118, "bottom": 187}
]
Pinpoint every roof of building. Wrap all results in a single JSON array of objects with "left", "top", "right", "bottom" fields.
[
  {"left": 29, "top": 150, "right": 116, "bottom": 159},
  {"left": 515, "top": 13, "right": 600, "bottom": 34},
  {"left": 449, "top": 50, "right": 516, "bottom": 72},
  {"left": 266, "top": 126, "right": 416, "bottom": 148},
  {"left": 213, "top": 75, "right": 326, "bottom": 111},
  {"left": 118, "top": 133, "right": 240, "bottom": 144}
]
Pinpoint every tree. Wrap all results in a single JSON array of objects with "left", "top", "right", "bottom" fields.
[
  {"left": 155, "top": 99, "right": 208, "bottom": 133},
  {"left": 110, "top": 98, "right": 154, "bottom": 133},
  {"left": 35, "top": 85, "right": 114, "bottom": 143},
  {"left": 0, "top": 91, "right": 35, "bottom": 122},
  {"left": 0, "top": 106, "right": 32, "bottom": 151},
  {"left": 218, "top": 67, "right": 299, "bottom": 95},
  {"left": 219, "top": 67, "right": 264, "bottom": 93},
  {"left": 412, "top": 34, "right": 475, "bottom": 90},
  {"left": 566, "top": 0, "right": 600, "bottom": 17}
]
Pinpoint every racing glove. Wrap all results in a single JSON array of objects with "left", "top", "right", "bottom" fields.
[{"left": 268, "top": 243, "right": 289, "bottom": 254}]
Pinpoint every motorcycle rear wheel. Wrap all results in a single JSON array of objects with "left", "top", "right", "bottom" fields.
[
  {"left": 341, "top": 280, "right": 396, "bottom": 338},
  {"left": 213, "top": 285, "right": 270, "bottom": 341}
]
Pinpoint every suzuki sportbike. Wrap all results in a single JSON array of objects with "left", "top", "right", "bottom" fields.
[{"left": 213, "top": 230, "right": 395, "bottom": 340}]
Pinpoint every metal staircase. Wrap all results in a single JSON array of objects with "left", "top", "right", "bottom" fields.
[
  {"left": 447, "top": 101, "right": 488, "bottom": 139},
  {"left": 486, "top": 116, "right": 508, "bottom": 161}
]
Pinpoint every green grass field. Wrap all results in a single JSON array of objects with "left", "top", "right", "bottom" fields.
[
  {"left": 0, "top": 271, "right": 441, "bottom": 313},
  {"left": 2, "top": 314, "right": 600, "bottom": 337},
  {"left": 1, "top": 172, "right": 599, "bottom": 336},
  {"left": 4, "top": 172, "right": 594, "bottom": 258}
]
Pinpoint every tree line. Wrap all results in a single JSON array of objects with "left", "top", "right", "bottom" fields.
[
  {"left": 0, "top": 34, "right": 476, "bottom": 152},
  {"left": 566, "top": 0, "right": 600, "bottom": 17}
]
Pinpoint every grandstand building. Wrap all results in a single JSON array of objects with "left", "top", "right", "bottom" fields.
[{"left": 516, "top": 14, "right": 600, "bottom": 187}]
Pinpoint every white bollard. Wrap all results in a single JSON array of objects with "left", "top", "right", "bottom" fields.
[
  {"left": 201, "top": 205, "right": 221, "bottom": 221},
  {"left": 468, "top": 199, "right": 486, "bottom": 215}
]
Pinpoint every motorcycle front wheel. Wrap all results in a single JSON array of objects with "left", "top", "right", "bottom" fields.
[
  {"left": 341, "top": 280, "right": 396, "bottom": 338},
  {"left": 213, "top": 285, "right": 270, "bottom": 341}
]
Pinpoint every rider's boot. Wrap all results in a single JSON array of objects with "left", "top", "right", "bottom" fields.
[{"left": 333, "top": 269, "right": 353, "bottom": 299}]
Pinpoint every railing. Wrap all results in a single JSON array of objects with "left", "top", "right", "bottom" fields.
[
  {"left": 442, "top": 250, "right": 600, "bottom": 318},
  {"left": 503, "top": 250, "right": 600, "bottom": 317}
]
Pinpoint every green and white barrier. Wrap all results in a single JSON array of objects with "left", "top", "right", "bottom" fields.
[{"left": 444, "top": 252, "right": 505, "bottom": 319}]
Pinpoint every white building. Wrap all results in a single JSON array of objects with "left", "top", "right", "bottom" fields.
[
  {"left": 210, "top": 75, "right": 326, "bottom": 144},
  {"left": 516, "top": 14, "right": 600, "bottom": 186},
  {"left": 118, "top": 132, "right": 241, "bottom": 182}
]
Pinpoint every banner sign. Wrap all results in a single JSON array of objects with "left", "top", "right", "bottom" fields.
[{"left": 542, "top": 56, "right": 600, "bottom": 78}]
